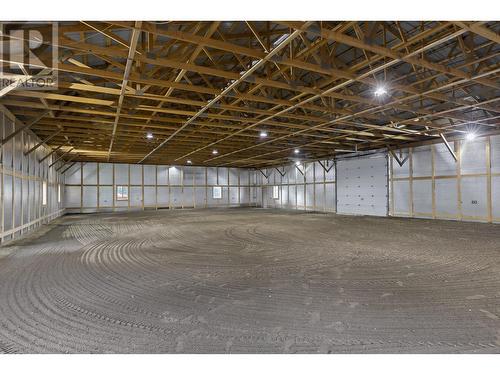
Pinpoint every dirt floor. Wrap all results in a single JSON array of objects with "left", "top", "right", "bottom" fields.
[{"left": 0, "top": 208, "right": 499, "bottom": 353}]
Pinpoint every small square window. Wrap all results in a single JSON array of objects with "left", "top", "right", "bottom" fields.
[
  {"left": 273, "top": 185, "right": 279, "bottom": 199},
  {"left": 212, "top": 186, "right": 222, "bottom": 199},
  {"left": 42, "top": 181, "right": 47, "bottom": 206},
  {"left": 116, "top": 185, "right": 129, "bottom": 201}
]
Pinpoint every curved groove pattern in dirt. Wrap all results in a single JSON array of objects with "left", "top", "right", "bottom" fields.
[{"left": 0, "top": 208, "right": 499, "bottom": 353}]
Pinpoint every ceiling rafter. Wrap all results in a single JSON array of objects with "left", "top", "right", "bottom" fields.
[{"left": 1, "top": 21, "right": 498, "bottom": 168}]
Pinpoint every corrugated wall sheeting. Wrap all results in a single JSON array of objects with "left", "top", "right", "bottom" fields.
[
  {"left": 258, "top": 160, "right": 336, "bottom": 212},
  {"left": 390, "top": 135, "right": 500, "bottom": 223},
  {"left": 64, "top": 163, "right": 261, "bottom": 212},
  {"left": 0, "top": 106, "right": 65, "bottom": 244}
]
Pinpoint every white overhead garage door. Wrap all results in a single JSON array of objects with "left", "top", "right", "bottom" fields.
[{"left": 336, "top": 153, "right": 388, "bottom": 216}]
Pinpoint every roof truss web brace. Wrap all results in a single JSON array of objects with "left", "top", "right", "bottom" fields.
[
  {"left": 295, "top": 164, "right": 304, "bottom": 175},
  {"left": 48, "top": 147, "right": 74, "bottom": 168},
  {"left": 258, "top": 169, "right": 270, "bottom": 179},
  {"left": 61, "top": 161, "right": 85, "bottom": 175},
  {"left": 39, "top": 144, "right": 63, "bottom": 163},
  {"left": 386, "top": 144, "right": 409, "bottom": 167},
  {"left": 56, "top": 154, "right": 78, "bottom": 172},
  {"left": 439, "top": 133, "right": 458, "bottom": 162},
  {"left": 1, "top": 110, "right": 49, "bottom": 145},
  {"left": 60, "top": 161, "right": 77, "bottom": 175},
  {"left": 24, "top": 129, "right": 62, "bottom": 156},
  {"left": 317, "top": 160, "right": 335, "bottom": 173},
  {"left": 275, "top": 167, "right": 286, "bottom": 177}
]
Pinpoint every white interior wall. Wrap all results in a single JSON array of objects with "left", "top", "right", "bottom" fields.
[
  {"left": 0, "top": 106, "right": 65, "bottom": 244},
  {"left": 390, "top": 135, "right": 500, "bottom": 223},
  {"left": 258, "top": 160, "right": 336, "bottom": 212},
  {"left": 64, "top": 162, "right": 260, "bottom": 213}
]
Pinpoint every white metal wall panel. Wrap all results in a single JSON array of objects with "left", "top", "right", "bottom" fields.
[
  {"left": 412, "top": 146, "right": 432, "bottom": 177},
  {"left": 288, "top": 185, "right": 296, "bottom": 207},
  {"left": 22, "top": 179, "right": 29, "bottom": 222},
  {"left": 65, "top": 186, "right": 81, "bottom": 207},
  {"left": 435, "top": 178, "right": 458, "bottom": 217},
  {"left": 393, "top": 180, "right": 410, "bottom": 214},
  {"left": 183, "top": 167, "right": 195, "bottom": 185},
  {"left": 240, "top": 170, "right": 249, "bottom": 186},
  {"left": 337, "top": 154, "right": 388, "bottom": 216},
  {"left": 157, "top": 186, "right": 169, "bottom": 206},
  {"left": 130, "top": 186, "right": 142, "bottom": 206},
  {"left": 461, "top": 139, "right": 487, "bottom": 174},
  {"left": 65, "top": 163, "right": 81, "bottom": 184},
  {"left": 4, "top": 176, "right": 13, "bottom": 231},
  {"left": 82, "top": 163, "right": 98, "bottom": 184},
  {"left": 239, "top": 187, "right": 248, "bottom": 205},
  {"left": 14, "top": 177, "right": 22, "bottom": 228},
  {"left": 130, "top": 165, "right": 142, "bottom": 185},
  {"left": 461, "top": 176, "right": 487, "bottom": 220},
  {"left": 218, "top": 168, "right": 228, "bottom": 185},
  {"left": 83, "top": 186, "right": 97, "bottom": 207},
  {"left": 434, "top": 144, "right": 456, "bottom": 176},
  {"left": 99, "top": 186, "right": 113, "bottom": 207},
  {"left": 491, "top": 135, "right": 500, "bottom": 174},
  {"left": 144, "top": 165, "right": 156, "bottom": 185},
  {"left": 392, "top": 149, "right": 410, "bottom": 178},
  {"left": 412, "top": 180, "right": 432, "bottom": 215},
  {"left": 229, "top": 168, "right": 238, "bottom": 185},
  {"left": 314, "top": 184, "right": 325, "bottom": 210},
  {"left": 157, "top": 166, "right": 168, "bottom": 185},
  {"left": 229, "top": 187, "right": 238, "bottom": 204},
  {"left": 114, "top": 164, "right": 129, "bottom": 185},
  {"left": 195, "top": 187, "right": 206, "bottom": 207},
  {"left": 492, "top": 176, "right": 500, "bottom": 220},
  {"left": 305, "top": 184, "right": 314, "bottom": 208},
  {"left": 194, "top": 167, "right": 205, "bottom": 185},
  {"left": 207, "top": 167, "right": 217, "bottom": 185},
  {"left": 169, "top": 167, "right": 182, "bottom": 185},
  {"left": 325, "top": 183, "right": 335, "bottom": 210},
  {"left": 170, "top": 187, "right": 182, "bottom": 207},
  {"left": 183, "top": 187, "right": 194, "bottom": 207},
  {"left": 99, "top": 163, "right": 113, "bottom": 184},
  {"left": 296, "top": 184, "right": 305, "bottom": 209},
  {"left": 144, "top": 186, "right": 156, "bottom": 206}
]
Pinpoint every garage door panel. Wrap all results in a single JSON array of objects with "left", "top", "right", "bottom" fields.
[{"left": 337, "top": 154, "right": 388, "bottom": 216}]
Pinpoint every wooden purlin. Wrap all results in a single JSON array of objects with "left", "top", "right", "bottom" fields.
[{"left": 0, "top": 21, "right": 498, "bottom": 168}]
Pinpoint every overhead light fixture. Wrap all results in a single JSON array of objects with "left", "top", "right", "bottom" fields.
[
  {"left": 186, "top": 160, "right": 192, "bottom": 164},
  {"left": 212, "top": 149, "right": 218, "bottom": 155},
  {"left": 466, "top": 132, "right": 477, "bottom": 141},
  {"left": 146, "top": 132, "right": 153, "bottom": 139},
  {"left": 294, "top": 149, "right": 300, "bottom": 154},
  {"left": 374, "top": 86, "right": 387, "bottom": 97},
  {"left": 259, "top": 131, "right": 268, "bottom": 138}
]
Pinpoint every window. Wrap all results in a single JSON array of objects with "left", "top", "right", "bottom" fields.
[
  {"left": 273, "top": 185, "right": 279, "bottom": 199},
  {"left": 42, "top": 181, "right": 47, "bottom": 206},
  {"left": 57, "top": 184, "right": 61, "bottom": 203},
  {"left": 212, "top": 186, "right": 222, "bottom": 199},
  {"left": 116, "top": 185, "right": 129, "bottom": 201}
]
